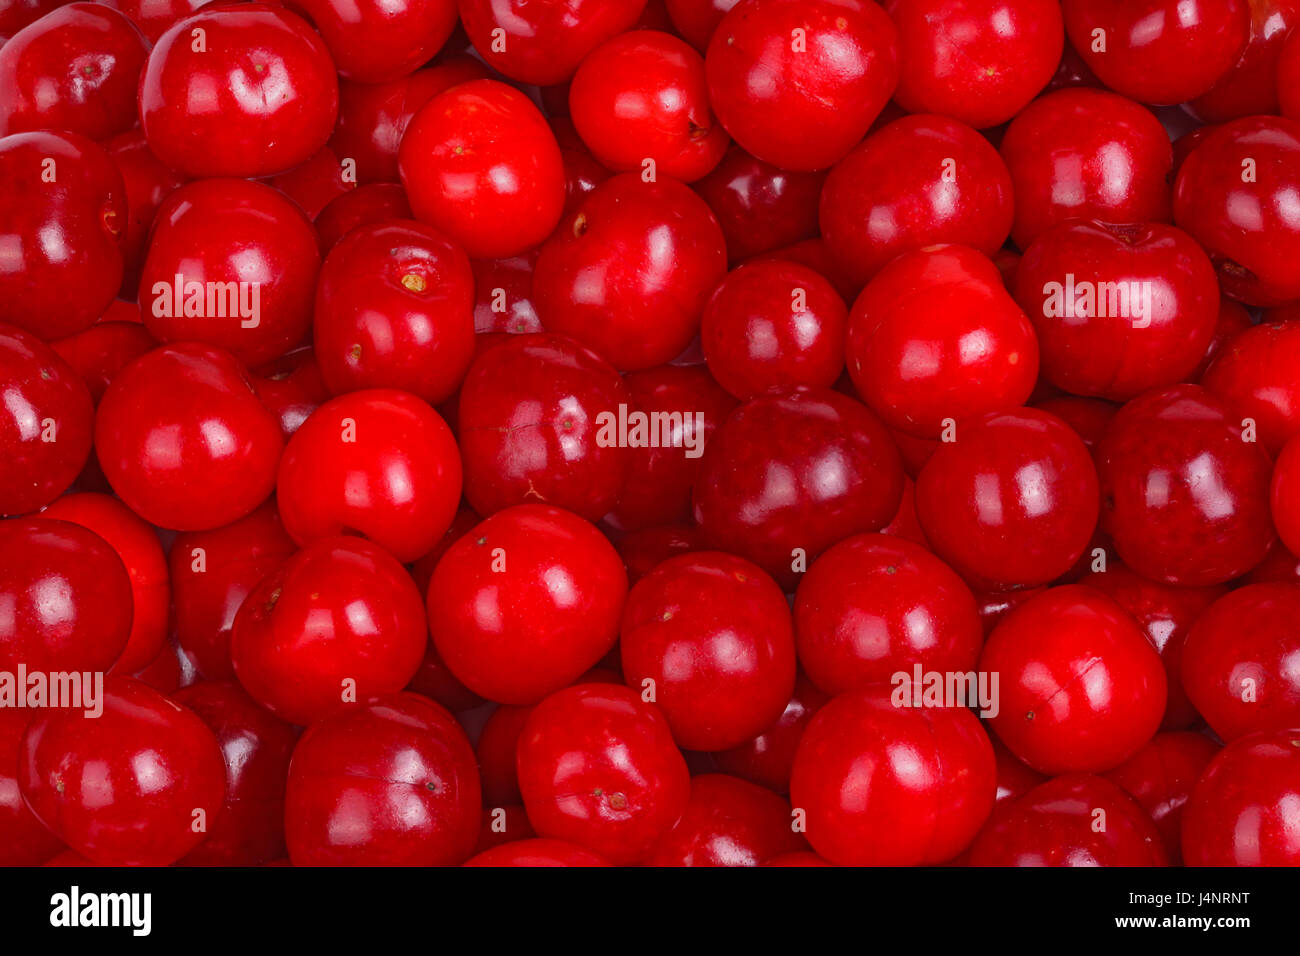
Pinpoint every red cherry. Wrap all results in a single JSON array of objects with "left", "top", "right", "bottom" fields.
[
  {"left": 0, "top": 131, "right": 126, "bottom": 339},
  {"left": 48, "top": 320, "right": 155, "bottom": 407},
  {"left": 173, "top": 680, "right": 298, "bottom": 866},
  {"left": 693, "top": 386, "right": 905, "bottom": 590},
  {"left": 847, "top": 245, "right": 1038, "bottom": 440},
  {"left": 139, "top": 178, "right": 322, "bottom": 367},
  {"left": 97, "top": 0, "right": 207, "bottom": 41},
  {"left": 748, "top": 236, "right": 860, "bottom": 302},
  {"left": 0, "top": 3, "right": 147, "bottom": 140},
  {"left": 968, "top": 774, "right": 1167, "bottom": 866},
  {"left": 1189, "top": 0, "right": 1300, "bottom": 122},
  {"left": 1182, "top": 584, "right": 1300, "bottom": 742},
  {"left": 570, "top": 30, "right": 728, "bottom": 183},
  {"left": 399, "top": 79, "right": 565, "bottom": 260},
  {"left": 979, "top": 584, "right": 1167, "bottom": 774},
  {"left": 712, "top": 672, "right": 828, "bottom": 794},
  {"left": 140, "top": 3, "right": 338, "bottom": 179},
  {"left": 1096, "top": 385, "right": 1276, "bottom": 586},
  {"left": 267, "top": 146, "right": 354, "bottom": 221},
  {"left": 250, "top": 347, "right": 330, "bottom": 440},
  {"left": 1104, "top": 731, "right": 1220, "bottom": 865},
  {"left": 1062, "top": 0, "right": 1251, "bottom": 105},
  {"left": 463, "top": 838, "right": 612, "bottom": 867},
  {"left": 295, "top": 0, "right": 457, "bottom": 83},
  {"left": 794, "top": 533, "right": 983, "bottom": 696},
  {"left": 1175, "top": 116, "right": 1300, "bottom": 306},
  {"left": 821, "top": 114, "right": 1014, "bottom": 287},
  {"left": 314, "top": 221, "right": 475, "bottom": 405},
  {"left": 705, "top": 0, "right": 900, "bottom": 171},
  {"left": 665, "top": 0, "right": 738, "bottom": 51},
  {"left": 285, "top": 693, "right": 480, "bottom": 866},
  {"left": 104, "top": 131, "right": 188, "bottom": 300},
  {"left": 313, "top": 183, "right": 413, "bottom": 255},
  {"left": 95, "top": 343, "right": 284, "bottom": 531},
  {"left": 693, "top": 145, "right": 824, "bottom": 263},
  {"left": 1182, "top": 727, "right": 1300, "bottom": 866},
  {"left": 276, "top": 388, "right": 461, "bottom": 563},
  {"left": 1274, "top": 436, "right": 1300, "bottom": 556},
  {"left": 645, "top": 774, "right": 805, "bottom": 866},
  {"left": 470, "top": 255, "right": 541, "bottom": 335},
  {"left": 0, "top": 0, "right": 73, "bottom": 40},
  {"left": 1031, "top": 395, "right": 1117, "bottom": 451},
  {"left": 701, "top": 260, "right": 847, "bottom": 400},
  {"left": 533, "top": 174, "right": 727, "bottom": 371},
  {"left": 0, "top": 324, "right": 93, "bottom": 516},
  {"left": 915, "top": 408, "right": 1100, "bottom": 590},
  {"left": 456, "top": 333, "right": 630, "bottom": 522},
  {"left": 789, "top": 688, "right": 995, "bottom": 865},
  {"left": 473, "top": 802, "right": 536, "bottom": 853},
  {"left": 883, "top": 0, "right": 1064, "bottom": 129},
  {"left": 0, "top": 711, "right": 62, "bottom": 866},
  {"left": 19, "top": 677, "right": 226, "bottom": 866},
  {"left": 615, "top": 524, "right": 705, "bottom": 584},
  {"left": 516, "top": 682, "right": 690, "bottom": 864},
  {"left": 428, "top": 505, "right": 628, "bottom": 705},
  {"left": 1202, "top": 320, "right": 1300, "bottom": 454},
  {"left": 1281, "top": 28, "right": 1300, "bottom": 118},
  {"left": 1015, "top": 221, "right": 1219, "bottom": 401},
  {"left": 999, "top": 88, "right": 1172, "bottom": 250},
  {"left": 476, "top": 705, "right": 532, "bottom": 808}
]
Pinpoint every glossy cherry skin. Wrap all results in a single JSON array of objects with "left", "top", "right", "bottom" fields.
[
  {"left": 1015, "top": 221, "right": 1220, "bottom": 402},
  {"left": 48, "top": 319, "right": 154, "bottom": 402},
  {"left": 1096, "top": 385, "right": 1276, "bottom": 586},
  {"left": 1063, "top": 0, "right": 1250, "bottom": 105},
  {"left": 0, "top": 3, "right": 147, "bottom": 140},
  {"left": 693, "top": 385, "right": 904, "bottom": 591},
  {"left": 790, "top": 688, "right": 995, "bottom": 866},
  {"left": 140, "top": 3, "right": 338, "bottom": 178},
  {"left": 1079, "top": 560, "right": 1225, "bottom": 731},
  {"left": 0, "top": 131, "right": 126, "bottom": 340},
  {"left": 615, "top": 524, "right": 705, "bottom": 584},
  {"left": 457, "top": 0, "right": 647, "bottom": 86},
  {"left": 645, "top": 774, "right": 805, "bottom": 866},
  {"left": 1275, "top": 436, "right": 1300, "bottom": 556},
  {"left": 1182, "top": 727, "right": 1300, "bottom": 866},
  {"left": 250, "top": 347, "right": 330, "bottom": 440},
  {"left": 821, "top": 115, "right": 1014, "bottom": 288},
  {"left": 999, "top": 88, "right": 1172, "bottom": 250},
  {"left": 1204, "top": 321, "right": 1300, "bottom": 456},
  {"left": 620, "top": 552, "right": 795, "bottom": 751},
  {"left": 693, "top": 146, "right": 824, "bottom": 263},
  {"left": 705, "top": 0, "right": 899, "bottom": 171},
  {"left": 42, "top": 493, "right": 167, "bottom": 675},
  {"left": 0, "top": 710, "right": 63, "bottom": 865},
  {"left": 105, "top": 131, "right": 188, "bottom": 299},
  {"left": 231, "top": 537, "right": 427, "bottom": 726},
  {"left": 516, "top": 682, "right": 690, "bottom": 865},
  {"left": 0, "top": 325, "right": 92, "bottom": 516},
  {"left": 173, "top": 681, "right": 297, "bottom": 866},
  {"left": 313, "top": 185, "right": 411, "bottom": 255},
  {"left": 847, "top": 245, "right": 1038, "bottom": 440},
  {"left": 399, "top": 80, "right": 564, "bottom": 261},
  {"left": 464, "top": 838, "right": 612, "bottom": 867},
  {"left": 1190, "top": 0, "right": 1300, "bottom": 121},
  {"left": 570, "top": 30, "right": 728, "bottom": 183},
  {"left": 295, "top": 0, "right": 457, "bottom": 83},
  {"left": 267, "top": 146, "right": 353, "bottom": 221},
  {"left": 1103, "top": 732, "right": 1220, "bottom": 866},
  {"left": 140, "top": 178, "right": 322, "bottom": 367},
  {"left": 313, "top": 221, "right": 475, "bottom": 405},
  {"left": 470, "top": 254, "right": 541, "bottom": 335},
  {"left": 968, "top": 774, "right": 1167, "bottom": 866},
  {"left": 533, "top": 174, "right": 728, "bottom": 371},
  {"left": 95, "top": 0, "right": 205, "bottom": 40},
  {"left": 915, "top": 408, "right": 1099, "bottom": 591},
  {"left": 476, "top": 705, "right": 533, "bottom": 808},
  {"left": 285, "top": 693, "right": 480, "bottom": 866},
  {"left": 1181, "top": 584, "right": 1300, "bottom": 742},
  {"left": 428, "top": 505, "right": 628, "bottom": 705},
  {"left": 883, "top": 0, "right": 1062, "bottom": 129},
  {"left": 19, "top": 677, "right": 226, "bottom": 866},
  {"left": 95, "top": 343, "right": 283, "bottom": 531},
  {"left": 712, "top": 673, "right": 828, "bottom": 794},
  {"left": 1175, "top": 117, "right": 1300, "bottom": 306},
  {"left": 0, "top": 517, "right": 132, "bottom": 673},
  {"left": 979, "top": 585, "right": 1167, "bottom": 774},
  {"left": 794, "top": 533, "right": 983, "bottom": 697},
  {"left": 665, "top": 0, "right": 737, "bottom": 51},
  {"left": 701, "top": 260, "right": 846, "bottom": 400},
  {"left": 277, "top": 388, "right": 461, "bottom": 563},
  {"left": 456, "top": 333, "right": 630, "bottom": 522},
  {"left": 0, "top": 0, "right": 72, "bottom": 40},
  {"left": 1282, "top": 29, "right": 1300, "bottom": 118}
]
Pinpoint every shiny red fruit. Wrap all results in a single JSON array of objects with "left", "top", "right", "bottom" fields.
[
  {"left": 276, "top": 388, "right": 461, "bottom": 563},
  {"left": 705, "top": 0, "right": 900, "bottom": 171},
  {"left": 790, "top": 688, "right": 995, "bottom": 866},
  {"left": 1189, "top": 0, "right": 1300, "bottom": 122},
  {"left": 915, "top": 408, "right": 1100, "bottom": 591},
  {"left": 140, "top": 178, "right": 322, "bottom": 367},
  {"left": 693, "top": 146, "right": 823, "bottom": 263},
  {"left": 1104, "top": 731, "right": 1220, "bottom": 865},
  {"left": 47, "top": 320, "right": 154, "bottom": 407},
  {"left": 615, "top": 523, "right": 705, "bottom": 584},
  {"left": 314, "top": 182, "right": 414, "bottom": 253},
  {"left": 533, "top": 174, "right": 727, "bottom": 371},
  {"left": 19, "top": 677, "right": 226, "bottom": 866},
  {"left": 314, "top": 221, "right": 475, "bottom": 405},
  {"left": 693, "top": 386, "right": 905, "bottom": 590},
  {"left": 104, "top": 131, "right": 188, "bottom": 300},
  {"left": 295, "top": 0, "right": 457, "bottom": 83},
  {"left": 285, "top": 693, "right": 480, "bottom": 866},
  {"left": 1275, "top": 436, "right": 1300, "bottom": 556},
  {"left": 516, "top": 683, "right": 690, "bottom": 864},
  {"left": 1096, "top": 385, "right": 1276, "bottom": 586},
  {"left": 96, "top": 0, "right": 205, "bottom": 41},
  {"left": 95, "top": 343, "right": 283, "bottom": 531},
  {"left": 0, "top": 710, "right": 62, "bottom": 865},
  {"left": 1203, "top": 320, "right": 1300, "bottom": 454},
  {"left": 250, "top": 347, "right": 330, "bottom": 440},
  {"left": 399, "top": 80, "right": 565, "bottom": 260},
  {"left": 463, "top": 838, "right": 611, "bottom": 867},
  {"left": 712, "top": 673, "right": 828, "bottom": 793},
  {"left": 140, "top": 3, "right": 337, "bottom": 178},
  {"left": 999, "top": 88, "right": 1172, "bottom": 250},
  {"left": 645, "top": 774, "right": 805, "bottom": 865}
]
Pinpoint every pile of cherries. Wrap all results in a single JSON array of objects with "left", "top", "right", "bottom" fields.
[{"left": 3, "top": 0, "right": 1300, "bottom": 869}]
